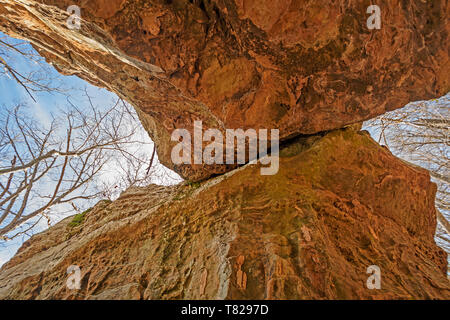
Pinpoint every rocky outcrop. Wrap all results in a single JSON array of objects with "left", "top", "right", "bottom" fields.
[
  {"left": 0, "top": 0, "right": 448, "bottom": 300},
  {"left": 0, "top": 0, "right": 449, "bottom": 180},
  {"left": 0, "top": 128, "right": 448, "bottom": 299}
]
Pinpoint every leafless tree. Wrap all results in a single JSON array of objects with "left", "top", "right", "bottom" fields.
[
  {"left": 365, "top": 94, "right": 450, "bottom": 252},
  {"left": 0, "top": 96, "right": 177, "bottom": 241},
  {"left": 0, "top": 34, "right": 181, "bottom": 242},
  {"left": 0, "top": 34, "right": 65, "bottom": 101}
]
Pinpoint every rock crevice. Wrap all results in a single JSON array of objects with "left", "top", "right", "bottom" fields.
[
  {"left": 0, "top": 128, "right": 448, "bottom": 299},
  {"left": 0, "top": 0, "right": 449, "bottom": 299},
  {"left": 1, "top": 0, "right": 448, "bottom": 180}
]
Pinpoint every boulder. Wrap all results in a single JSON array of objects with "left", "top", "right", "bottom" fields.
[
  {"left": 0, "top": 0, "right": 448, "bottom": 180},
  {"left": 0, "top": 128, "right": 448, "bottom": 299}
]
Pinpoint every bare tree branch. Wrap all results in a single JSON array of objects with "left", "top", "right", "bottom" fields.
[{"left": 365, "top": 94, "right": 450, "bottom": 251}]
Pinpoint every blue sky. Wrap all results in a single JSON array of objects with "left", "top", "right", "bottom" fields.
[
  {"left": 0, "top": 32, "right": 116, "bottom": 265},
  {"left": 0, "top": 31, "right": 448, "bottom": 270},
  {"left": 0, "top": 32, "right": 183, "bottom": 266},
  {"left": 0, "top": 32, "right": 119, "bottom": 124}
]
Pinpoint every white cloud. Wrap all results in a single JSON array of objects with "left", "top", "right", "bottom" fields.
[
  {"left": 32, "top": 101, "right": 52, "bottom": 128},
  {"left": 0, "top": 242, "right": 20, "bottom": 268}
]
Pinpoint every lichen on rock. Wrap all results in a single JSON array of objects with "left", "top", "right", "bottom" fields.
[
  {"left": 0, "top": 0, "right": 448, "bottom": 180},
  {"left": 0, "top": 0, "right": 448, "bottom": 300},
  {"left": 0, "top": 128, "right": 448, "bottom": 299}
]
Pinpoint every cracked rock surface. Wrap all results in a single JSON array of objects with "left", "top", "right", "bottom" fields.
[
  {"left": 0, "top": 1, "right": 449, "bottom": 299},
  {"left": 0, "top": 128, "right": 448, "bottom": 299},
  {"left": 0, "top": 0, "right": 448, "bottom": 180}
]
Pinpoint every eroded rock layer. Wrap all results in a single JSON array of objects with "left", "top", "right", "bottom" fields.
[
  {"left": 0, "top": 0, "right": 449, "bottom": 180},
  {"left": 0, "top": 128, "right": 448, "bottom": 299}
]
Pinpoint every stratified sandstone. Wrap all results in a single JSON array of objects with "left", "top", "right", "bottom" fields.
[
  {"left": 0, "top": 128, "right": 448, "bottom": 299},
  {"left": 0, "top": 0, "right": 448, "bottom": 300},
  {"left": 0, "top": 0, "right": 449, "bottom": 180}
]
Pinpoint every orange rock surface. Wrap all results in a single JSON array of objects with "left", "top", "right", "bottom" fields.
[
  {"left": 0, "top": 1, "right": 448, "bottom": 299},
  {"left": 0, "top": 0, "right": 448, "bottom": 179},
  {"left": 0, "top": 128, "right": 448, "bottom": 299}
]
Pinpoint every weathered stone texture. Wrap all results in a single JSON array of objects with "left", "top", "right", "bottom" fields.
[
  {"left": 0, "top": 128, "right": 448, "bottom": 299},
  {"left": 0, "top": 0, "right": 448, "bottom": 179},
  {"left": 0, "top": 1, "right": 448, "bottom": 299}
]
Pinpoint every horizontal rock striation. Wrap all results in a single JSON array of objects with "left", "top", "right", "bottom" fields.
[
  {"left": 0, "top": 0, "right": 449, "bottom": 180},
  {"left": 0, "top": 0, "right": 448, "bottom": 300},
  {"left": 0, "top": 128, "right": 448, "bottom": 299}
]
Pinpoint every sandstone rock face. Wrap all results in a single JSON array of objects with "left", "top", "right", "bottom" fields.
[
  {"left": 0, "top": 0, "right": 448, "bottom": 300},
  {"left": 0, "top": 0, "right": 449, "bottom": 180},
  {"left": 0, "top": 128, "right": 448, "bottom": 299}
]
